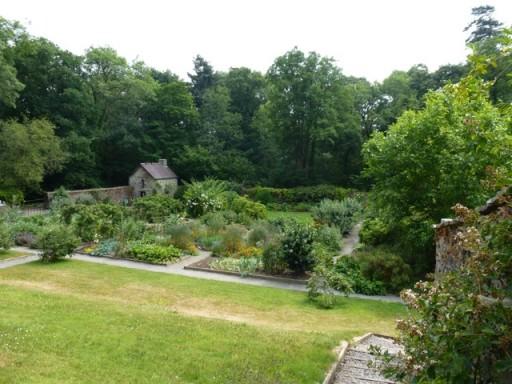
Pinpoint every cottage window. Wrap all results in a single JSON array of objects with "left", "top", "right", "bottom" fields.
[{"left": 141, "top": 178, "right": 145, "bottom": 188}]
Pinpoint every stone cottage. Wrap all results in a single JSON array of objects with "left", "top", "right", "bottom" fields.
[{"left": 129, "top": 159, "right": 179, "bottom": 198}]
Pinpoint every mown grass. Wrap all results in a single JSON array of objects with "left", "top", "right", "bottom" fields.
[
  {"left": 0, "top": 249, "right": 28, "bottom": 260},
  {"left": 0, "top": 260, "right": 405, "bottom": 383},
  {"left": 267, "top": 210, "right": 314, "bottom": 225}
]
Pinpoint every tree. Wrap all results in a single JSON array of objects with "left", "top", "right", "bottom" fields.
[
  {"left": 378, "top": 70, "right": 418, "bottom": 129},
  {"left": 465, "top": 5, "right": 503, "bottom": 46},
  {"left": 188, "top": 55, "right": 217, "bottom": 107},
  {"left": 223, "top": 67, "right": 266, "bottom": 159},
  {"left": 83, "top": 49, "right": 158, "bottom": 185},
  {"left": 144, "top": 78, "right": 198, "bottom": 163},
  {"left": 265, "top": 48, "right": 361, "bottom": 185},
  {"left": 0, "top": 17, "right": 25, "bottom": 108},
  {"left": 0, "top": 119, "right": 65, "bottom": 196},
  {"left": 198, "top": 85, "right": 243, "bottom": 149},
  {"left": 363, "top": 76, "right": 512, "bottom": 273}
]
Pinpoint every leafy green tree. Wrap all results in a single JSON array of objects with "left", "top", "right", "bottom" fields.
[
  {"left": 464, "top": 5, "right": 503, "bottom": 46},
  {"left": 198, "top": 85, "right": 242, "bottom": 148},
  {"left": 84, "top": 48, "right": 158, "bottom": 185},
  {"left": 378, "top": 70, "right": 418, "bottom": 129},
  {"left": 265, "top": 48, "right": 361, "bottom": 185},
  {"left": 0, "top": 119, "right": 66, "bottom": 196},
  {"left": 363, "top": 76, "right": 512, "bottom": 273},
  {"left": 144, "top": 78, "right": 198, "bottom": 163},
  {"left": 223, "top": 67, "right": 266, "bottom": 159},
  {"left": 188, "top": 55, "right": 217, "bottom": 107},
  {"left": 431, "top": 63, "right": 468, "bottom": 89},
  {"left": 0, "top": 17, "right": 24, "bottom": 108}
]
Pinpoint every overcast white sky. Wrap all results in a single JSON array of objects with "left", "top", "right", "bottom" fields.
[{"left": 3, "top": 0, "right": 512, "bottom": 82}]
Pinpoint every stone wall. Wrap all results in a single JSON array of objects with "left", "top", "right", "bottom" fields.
[
  {"left": 434, "top": 187, "right": 510, "bottom": 277},
  {"left": 47, "top": 186, "right": 133, "bottom": 205},
  {"left": 434, "top": 218, "right": 465, "bottom": 276}
]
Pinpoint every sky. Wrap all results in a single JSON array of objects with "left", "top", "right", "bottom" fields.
[{"left": 3, "top": 0, "right": 512, "bottom": 82}]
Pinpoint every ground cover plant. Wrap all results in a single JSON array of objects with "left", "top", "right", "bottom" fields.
[{"left": 0, "top": 260, "right": 405, "bottom": 383}]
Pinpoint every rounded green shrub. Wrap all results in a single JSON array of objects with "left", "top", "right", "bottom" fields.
[
  {"left": 315, "top": 225, "right": 342, "bottom": 252},
  {"left": 0, "top": 222, "right": 13, "bottom": 250},
  {"left": 132, "top": 194, "right": 183, "bottom": 223},
  {"left": 357, "top": 248, "right": 412, "bottom": 293},
  {"left": 281, "top": 222, "right": 316, "bottom": 273},
  {"left": 359, "top": 218, "right": 390, "bottom": 246},
  {"left": 312, "top": 198, "right": 362, "bottom": 234},
  {"left": 39, "top": 224, "right": 79, "bottom": 262},
  {"left": 261, "top": 241, "right": 287, "bottom": 274}
]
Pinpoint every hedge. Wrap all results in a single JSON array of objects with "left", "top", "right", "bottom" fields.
[{"left": 246, "top": 185, "right": 352, "bottom": 205}]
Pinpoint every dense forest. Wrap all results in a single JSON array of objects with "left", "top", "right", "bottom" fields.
[{"left": 0, "top": 6, "right": 510, "bottom": 203}]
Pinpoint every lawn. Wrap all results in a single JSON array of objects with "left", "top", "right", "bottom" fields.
[
  {"left": 0, "top": 249, "right": 29, "bottom": 261},
  {"left": 267, "top": 210, "right": 314, "bottom": 225},
  {"left": 0, "top": 261, "right": 405, "bottom": 383}
]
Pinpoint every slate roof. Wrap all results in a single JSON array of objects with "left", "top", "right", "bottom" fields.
[{"left": 139, "top": 162, "right": 178, "bottom": 180}]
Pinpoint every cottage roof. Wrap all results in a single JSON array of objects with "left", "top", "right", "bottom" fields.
[{"left": 139, "top": 162, "right": 177, "bottom": 180}]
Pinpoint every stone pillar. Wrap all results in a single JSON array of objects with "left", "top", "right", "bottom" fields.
[{"left": 433, "top": 218, "right": 464, "bottom": 278}]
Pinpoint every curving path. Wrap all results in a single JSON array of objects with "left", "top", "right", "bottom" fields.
[{"left": 4, "top": 246, "right": 402, "bottom": 303}]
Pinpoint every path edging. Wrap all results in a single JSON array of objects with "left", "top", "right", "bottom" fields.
[
  {"left": 184, "top": 264, "right": 308, "bottom": 285},
  {"left": 322, "top": 340, "right": 349, "bottom": 384}
]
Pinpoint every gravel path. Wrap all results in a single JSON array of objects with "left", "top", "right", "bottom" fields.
[
  {"left": 0, "top": 253, "right": 39, "bottom": 269},
  {"left": 340, "top": 222, "right": 362, "bottom": 257},
  {"left": 4, "top": 247, "right": 402, "bottom": 303}
]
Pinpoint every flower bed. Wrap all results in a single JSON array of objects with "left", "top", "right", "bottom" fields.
[{"left": 77, "top": 240, "right": 182, "bottom": 265}]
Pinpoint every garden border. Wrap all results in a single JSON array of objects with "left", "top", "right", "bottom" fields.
[
  {"left": 184, "top": 264, "right": 309, "bottom": 285},
  {"left": 74, "top": 250, "right": 184, "bottom": 267}
]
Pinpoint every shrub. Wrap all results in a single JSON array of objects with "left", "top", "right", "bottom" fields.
[
  {"left": 183, "top": 179, "right": 227, "bottom": 217},
  {"left": 281, "top": 222, "right": 316, "bottom": 273},
  {"left": 378, "top": 197, "right": 512, "bottom": 383},
  {"left": 333, "top": 257, "right": 385, "bottom": 295},
  {"left": 127, "top": 242, "right": 181, "bottom": 264},
  {"left": 10, "top": 215, "right": 52, "bottom": 248},
  {"left": 196, "top": 234, "right": 223, "bottom": 251},
  {"left": 201, "top": 212, "right": 226, "bottom": 234},
  {"left": 247, "top": 185, "right": 351, "bottom": 205},
  {"left": 115, "top": 217, "right": 146, "bottom": 241},
  {"left": 315, "top": 225, "right": 342, "bottom": 252},
  {"left": 359, "top": 217, "right": 390, "bottom": 246},
  {"left": 39, "top": 225, "right": 79, "bottom": 262},
  {"left": 357, "top": 247, "right": 412, "bottom": 293},
  {"left": 213, "top": 224, "right": 247, "bottom": 257},
  {"left": 0, "top": 222, "right": 13, "bottom": 250},
  {"left": 312, "top": 197, "right": 362, "bottom": 234},
  {"left": 61, "top": 203, "right": 125, "bottom": 241},
  {"left": 132, "top": 195, "right": 182, "bottom": 223},
  {"left": 167, "top": 223, "right": 198, "bottom": 254},
  {"left": 217, "top": 210, "right": 239, "bottom": 224},
  {"left": 261, "top": 241, "right": 287, "bottom": 274},
  {"left": 307, "top": 264, "right": 353, "bottom": 309},
  {"left": 0, "top": 188, "right": 23, "bottom": 205},
  {"left": 49, "top": 187, "right": 73, "bottom": 212},
  {"left": 230, "top": 195, "right": 267, "bottom": 220},
  {"left": 247, "top": 221, "right": 273, "bottom": 247}
]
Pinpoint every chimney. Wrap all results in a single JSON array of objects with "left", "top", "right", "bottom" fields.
[{"left": 159, "top": 159, "right": 168, "bottom": 167}]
